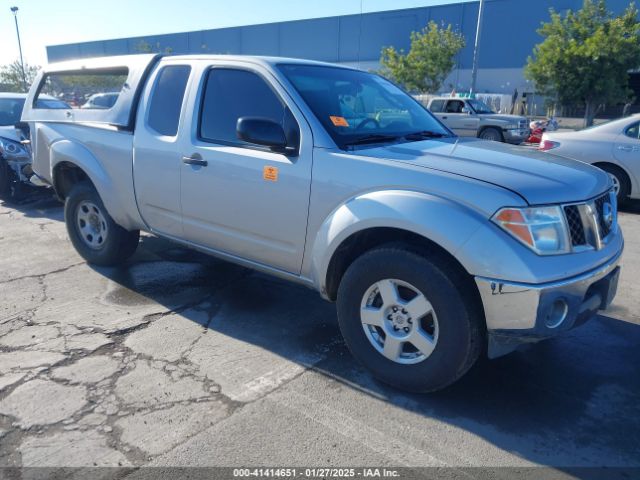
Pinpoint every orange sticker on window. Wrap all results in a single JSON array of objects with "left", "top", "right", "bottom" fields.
[
  {"left": 330, "top": 116, "right": 349, "bottom": 127},
  {"left": 263, "top": 165, "right": 279, "bottom": 182}
]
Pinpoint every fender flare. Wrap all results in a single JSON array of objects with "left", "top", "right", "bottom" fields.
[
  {"left": 309, "top": 190, "right": 491, "bottom": 296},
  {"left": 49, "top": 139, "right": 140, "bottom": 230}
]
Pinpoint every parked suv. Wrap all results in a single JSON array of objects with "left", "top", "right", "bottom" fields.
[
  {"left": 22, "top": 55, "right": 622, "bottom": 391},
  {"left": 428, "top": 97, "right": 529, "bottom": 144}
]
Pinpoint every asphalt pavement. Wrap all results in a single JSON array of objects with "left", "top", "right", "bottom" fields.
[{"left": 0, "top": 191, "right": 638, "bottom": 479}]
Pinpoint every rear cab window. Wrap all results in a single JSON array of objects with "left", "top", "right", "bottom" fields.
[
  {"left": 147, "top": 65, "right": 191, "bottom": 137},
  {"left": 36, "top": 69, "right": 128, "bottom": 110},
  {"left": 22, "top": 54, "right": 159, "bottom": 130}
]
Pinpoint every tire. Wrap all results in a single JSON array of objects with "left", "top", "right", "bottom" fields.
[
  {"left": 64, "top": 182, "right": 140, "bottom": 266},
  {"left": 0, "top": 158, "right": 10, "bottom": 200},
  {"left": 596, "top": 164, "right": 630, "bottom": 205},
  {"left": 336, "top": 246, "right": 483, "bottom": 392},
  {"left": 0, "top": 158, "right": 26, "bottom": 202},
  {"left": 478, "top": 127, "right": 504, "bottom": 142}
]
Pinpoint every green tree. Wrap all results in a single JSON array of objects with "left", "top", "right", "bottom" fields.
[
  {"left": 379, "top": 21, "right": 465, "bottom": 93},
  {"left": 0, "top": 60, "right": 41, "bottom": 92},
  {"left": 526, "top": 0, "right": 640, "bottom": 126},
  {"left": 134, "top": 40, "right": 174, "bottom": 55}
]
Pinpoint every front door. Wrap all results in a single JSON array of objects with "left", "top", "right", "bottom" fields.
[
  {"left": 178, "top": 64, "right": 312, "bottom": 274},
  {"left": 441, "top": 100, "right": 479, "bottom": 137}
]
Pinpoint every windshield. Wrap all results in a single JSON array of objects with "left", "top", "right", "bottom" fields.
[
  {"left": 0, "top": 98, "right": 26, "bottom": 126},
  {"left": 278, "top": 64, "right": 452, "bottom": 148},
  {"left": 467, "top": 99, "right": 495, "bottom": 114}
]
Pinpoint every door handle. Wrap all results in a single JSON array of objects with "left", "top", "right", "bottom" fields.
[
  {"left": 442, "top": 116, "right": 448, "bottom": 120},
  {"left": 617, "top": 145, "right": 633, "bottom": 152},
  {"left": 182, "top": 155, "right": 208, "bottom": 167}
]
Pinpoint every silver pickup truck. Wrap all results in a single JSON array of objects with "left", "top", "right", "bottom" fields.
[
  {"left": 23, "top": 54, "right": 623, "bottom": 392},
  {"left": 427, "top": 96, "right": 529, "bottom": 144}
]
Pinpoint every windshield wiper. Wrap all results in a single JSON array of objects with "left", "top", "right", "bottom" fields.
[
  {"left": 403, "top": 130, "right": 451, "bottom": 141},
  {"left": 342, "top": 134, "right": 401, "bottom": 147}
]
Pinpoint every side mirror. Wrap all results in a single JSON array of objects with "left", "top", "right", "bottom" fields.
[
  {"left": 461, "top": 107, "right": 472, "bottom": 114},
  {"left": 237, "top": 117, "right": 289, "bottom": 154}
]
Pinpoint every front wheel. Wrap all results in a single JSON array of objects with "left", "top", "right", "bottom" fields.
[
  {"left": 0, "top": 158, "right": 10, "bottom": 200},
  {"left": 336, "top": 247, "right": 483, "bottom": 392},
  {"left": 478, "top": 127, "right": 504, "bottom": 142},
  {"left": 64, "top": 182, "right": 140, "bottom": 266}
]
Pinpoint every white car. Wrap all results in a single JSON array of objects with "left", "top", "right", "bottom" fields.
[
  {"left": 81, "top": 92, "right": 119, "bottom": 109},
  {"left": 540, "top": 115, "right": 640, "bottom": 203}
]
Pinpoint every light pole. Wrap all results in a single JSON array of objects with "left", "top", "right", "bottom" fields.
[
  {"left": 10, "top": 6, "right": 28, "bottom": 92},
  {"left": 469, "top": 0, "right": 485, "bottom": 95}
]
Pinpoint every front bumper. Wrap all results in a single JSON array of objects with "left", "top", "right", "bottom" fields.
[
  {"left": 475, "top": 249, "right": 622, "bottom": 358},
  {"left": 503, "top": 128, "right": 530, "bottom": 144}
]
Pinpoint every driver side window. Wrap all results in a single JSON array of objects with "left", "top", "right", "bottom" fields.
[
  {"left": 199, "top": 68, "right": 297, "bottom": 148},
  {"left": 445, "top": 100, "right": 465, "bottom": 114}
]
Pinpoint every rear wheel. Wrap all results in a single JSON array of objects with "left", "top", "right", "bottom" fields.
[
  {"left": 596, "top": 164, "right": 630, "bottom": 205},
  {"left": 336, "top": 247, "right": 483, "bottom": 392},
  {"left": 478, "top": 127, "right": 504, "bottom": 142},
  {"left": 64, "top": 182, "right": 139, "bottom": 266}
]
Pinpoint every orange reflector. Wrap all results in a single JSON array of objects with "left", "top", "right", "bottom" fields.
[
  {"left": 505, "top": 224, "right": 534, "bottom": 247},
  {"left": 494, "top": 208, "right": 534, "bottom": 247},
  {"left": 495, "top": 209, "right": 526, "bottom": 224}
]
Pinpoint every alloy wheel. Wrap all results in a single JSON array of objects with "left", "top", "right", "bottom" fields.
[{"left": 360, "top": 278, "right": 438, "bottom": 365}]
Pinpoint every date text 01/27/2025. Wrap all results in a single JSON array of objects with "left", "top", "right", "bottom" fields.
[{"left": 232, "top": 468, "right": 401, "bottom": 478}]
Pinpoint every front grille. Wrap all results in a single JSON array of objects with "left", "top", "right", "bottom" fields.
[
  {"left": 562, "top": 192, "right": 616, "bottom": 251},
  {"left": 594, "top": 194, "right": 612, "bottom": 238},
  {"left": 518, "top": 120, "right": 528, "bottom": 129},
  {"left": 564, "top": 205, "right": 586, "bottom": 246}
]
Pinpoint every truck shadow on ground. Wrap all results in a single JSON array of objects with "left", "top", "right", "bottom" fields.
[
  {"left": 91, "top": 232, "right": 640, "bottom": 470},
  {"left": 620, "top": 198, "right": 640, "bottom": 214},
  {"left": 0, "top": 189, "right": 63, "bottom": 221}
]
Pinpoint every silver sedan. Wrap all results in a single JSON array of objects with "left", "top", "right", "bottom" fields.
[{"left": 540, "top": 114, "right": 640, "bottom": 203}]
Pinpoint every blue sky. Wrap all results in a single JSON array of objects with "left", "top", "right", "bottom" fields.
[{"left": 1, "top": 0, "right": 464, "bottom": 66}]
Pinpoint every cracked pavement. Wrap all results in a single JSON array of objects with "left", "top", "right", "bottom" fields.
[{"left": 0, "top": 192, "right": 639, "bottom": 475}]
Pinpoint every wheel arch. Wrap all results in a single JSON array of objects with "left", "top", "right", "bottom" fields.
[
  {"left": 49, "top": 139, "right": 142, "bottom": 230},
  {"left": 53, "top": 161, "right": 92, "bottom": 200},
  {"left": 324, "top": 226, "right": 480, "bottom": 304},
  {"left": 310, "top": 190, "right": 489, "bottom": 301},
  {"left": 592, "top": 161, "right": 632, "bottom": 196}
]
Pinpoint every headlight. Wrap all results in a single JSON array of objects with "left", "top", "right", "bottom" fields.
[
  {"left": 504, "top": 124, "right": 519, "bottom": 130},
  {"left": 492, "top": 206, "right": 571, "bottom": 255},
  {"left": 0, "top": 136, "right": 29, "bottom": 161}
]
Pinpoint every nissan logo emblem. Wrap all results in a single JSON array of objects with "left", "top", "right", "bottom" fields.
[{"left": 603, "top": 202, "right": 614, "bottom": 228}]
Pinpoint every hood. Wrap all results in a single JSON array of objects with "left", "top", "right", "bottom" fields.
[
  {"left": 478, "top": 114, "right": 526, "bottom": 123},
  {"left": 357, "top": 137, "right": 611, "bottom": 205},
  {"left": 0, "top": 125, "right": 20, "bottom": 142}
]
